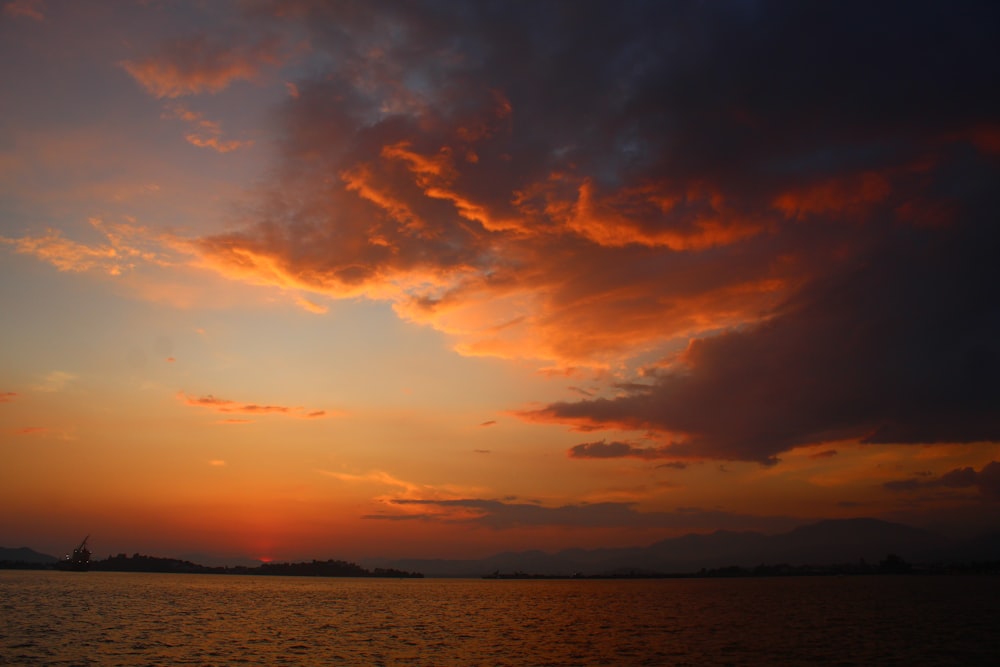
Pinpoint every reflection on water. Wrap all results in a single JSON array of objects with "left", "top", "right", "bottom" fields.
[{"left": 1, "top": 571, "right": 998, "bottom": 665}]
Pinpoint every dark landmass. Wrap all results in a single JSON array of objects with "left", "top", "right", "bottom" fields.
[
  {"left": 0, "top": 546, "right": 58, "bottom": 564},
  {"left": 4, "top": 519, "right": 1000, "bottom": 578},
  {"left": 481, "top": 554, "right": 1000, "bottom": 579},
  {"left": 0, "top": 552, "right": 422, "bottom": 578},
  {"left": 366, "top": 518, "right": 1000, "bottom": 577}
]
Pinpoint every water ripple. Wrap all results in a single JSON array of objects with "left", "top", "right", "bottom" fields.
[{"left": 1, "top": 572, "right": 998, "bottom": 665}]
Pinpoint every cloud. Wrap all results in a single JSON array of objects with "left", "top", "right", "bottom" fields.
[
  {"left": 369, "top": 497, "right": 798, "bottom": 532},
  {"left": 3, "top": 0, "right": 43, "bottom": 21},
  {"left": 884, "top": 461, "right": 1000, "bottom": 501},
  {"left": 479, "top": 420, "right": 496, "bottom": 427},
  {"left": 12, "top": 3, "right": 995, "bottom": 469},
  {"left": 183, "top": 134, "right": 253, "bottom": 153},
  {"left": 121, "top": 34, "right": 283, "bottom": 98},
  {"left": 33, "top": 371, "right": 76, "bottom": 393},
  {"left": 179, "top": 3, "right": 999, "bottom": 392},
  {"left": 14, "top": 426, "right": 47, "bottom": 435},
  {"left": 0, "top": 392, "right": 16, "bottom": 403},
  {"left": 162, "top": 104, "right": 254, "bottom": 153},
  {"left": 568, "top": 439, "right": 681, "bottom": 461},
  {"left": 1, "top": 217, "right": 181, "bottom": 276},
  {"left": 177, "top": 392, "right": 327, "bottom": 419},
  {"left": 293, "top": 295, "right": 327, "bottom": 314},
  {"left": 523, "top": 205, "right": 1000, "bottom": 463}
]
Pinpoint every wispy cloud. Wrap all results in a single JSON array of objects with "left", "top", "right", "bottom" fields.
[
  {"left": 320, "top": 469, "right": 486, "bottom": 517},
  {"left": 121, "top": 34, "right": 283, "bottom": 98},
  {"left": 3, "top": 0, "right": 44, "bottom": 21},
  {"left": 1, "top": 217, "right": 180, "bottom": 276},
  {"left": 178, "top": 392, "right": 328, "bottom": 420},
  {"left": 163, "top": 104, "right": 253, "bottom": 153},
  {"left": 33, "top": 371, "right": 76, "bottom": 393},
  {"left": 0, "top": 392, "right": 16, "bottom": 403}
]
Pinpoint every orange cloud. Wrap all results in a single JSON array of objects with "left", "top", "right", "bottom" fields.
[
  {"left": 184, "top": 134, "right": 253, "bottom": 153},
  {"left": 3, "top": 0, "right": 43, "bottom": 20},
  {"left": 14, "top": 426, "right": 47, "bottom": 435},
  {"left": 772, "top": 172, "right": 891, "bottom": 221},
  {"left": 177, "top": 392, "right": 328, "bottom": 420},
  {"left": 1, "top": 217, "right": 180, "bottom": 276},
  {"left": 0, "top": 392, "right": 16, "bottom": 403},
  {"left": 122, "top": 35, "right": 282, "bottom": 98},
  {"left": 163, "top": 104, "right": 253, "bottom": 153},
  {"left": 293, "top": 295, "right": 328, "bottom": 314},
  {"left": 340, "top": 163, "right": 425, "bottom": 235},
  {"left": 562, "top": 179, "right": 765, "bottom": 250},
  {"left": 379, "top": 142, "right": 524, "bottom": 233}
]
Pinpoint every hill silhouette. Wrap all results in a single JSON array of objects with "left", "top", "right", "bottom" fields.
[
  {"left": 0, "top": 546, "right": 57, "bottom": 564},
  {"left": 0, "top": 550, "right": 422, "bottom": 578},
  {"left": 366, "top": 518, "right": 995, "bottom": 577},
  {"left": 5, "top": 519, "right": 999, "bottom": 577}
]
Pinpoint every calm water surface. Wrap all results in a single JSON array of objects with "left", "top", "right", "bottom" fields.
[{"left": 1, "top": 571, "right": 997, "bottom": 665}]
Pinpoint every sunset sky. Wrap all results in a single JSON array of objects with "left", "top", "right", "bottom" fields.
[{"left": 2, "top": 0, "right": 998, "bottom": 564}]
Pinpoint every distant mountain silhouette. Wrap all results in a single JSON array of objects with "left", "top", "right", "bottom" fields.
[
  {"left": 0, "top": 546, "right": 58, "bottom": 563},
  {"left": 367, "top": 518, "right": 978, "bottom": 577}
]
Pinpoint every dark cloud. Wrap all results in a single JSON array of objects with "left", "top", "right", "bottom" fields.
[
  {"left": 195, "top": 2, "right": 1000, "bottom": 460},
  {"left": 885, "top": 461, "right": 1000, "bottom": 500},
  {"left": 568, "top": 439, "right": 679, "bottom": 461},
  {"left": 527, "top": 197, "right": 1000, "bottom": 463},
  {"left": 379, "top": 497, "right": 799, "bottom": 532}
]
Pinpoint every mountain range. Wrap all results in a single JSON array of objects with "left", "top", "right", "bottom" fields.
[
  {"left": 0, "top": 546, "right": 58, "bottom": 563},
  {"left": 363, "top": 518, "right": 1000, "bottom": 577},
  {"left": 5, "top": 519, "right": 999, "bottom": 576}
]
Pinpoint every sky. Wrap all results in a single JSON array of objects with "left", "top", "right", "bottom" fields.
[{"left": 1, "top": 0, "right": 999, "bottom": 564}]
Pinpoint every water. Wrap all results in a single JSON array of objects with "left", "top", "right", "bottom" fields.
[{"left": 2, "top": 571, "right": 997, "bottom": 666}]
